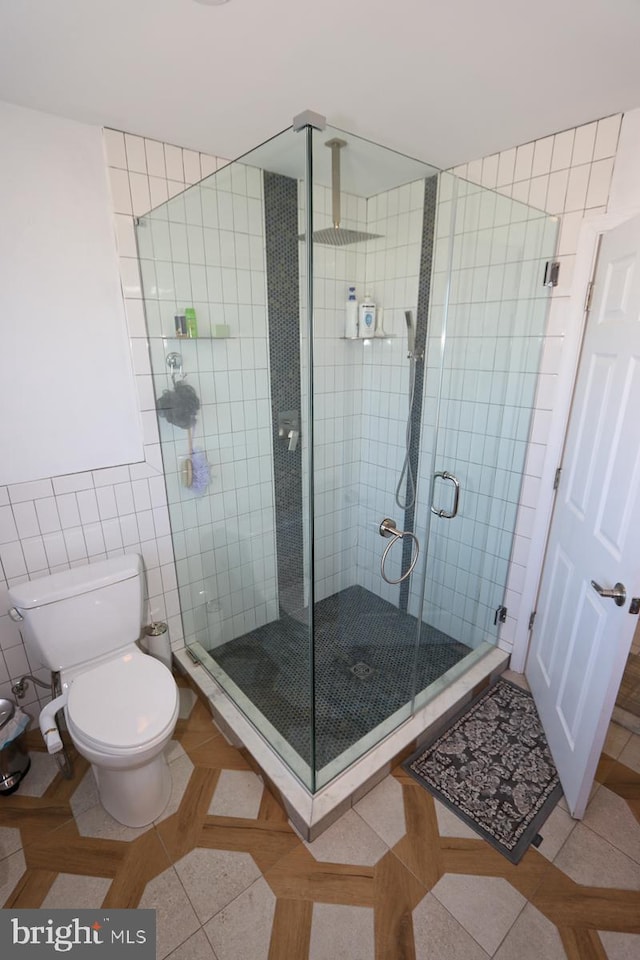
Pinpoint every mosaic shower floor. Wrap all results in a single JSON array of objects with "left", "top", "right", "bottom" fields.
[{"left": 211, "top": 585, "right": 470, "bottom": 768}]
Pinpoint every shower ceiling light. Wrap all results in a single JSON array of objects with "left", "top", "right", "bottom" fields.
[{"left": 193, "top": 0, "right": 231, "bottom": 5}]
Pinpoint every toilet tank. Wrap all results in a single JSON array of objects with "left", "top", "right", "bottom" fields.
[{"left": 8, "top": 555, "right": 144, "bottom": 672}]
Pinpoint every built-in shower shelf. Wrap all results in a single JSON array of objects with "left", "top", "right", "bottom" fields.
[
  {"left": 159, "top": 335, "right": 235, "bottom": 341},
  {"left": 340, "top": 335, "right": 399, "bottom": 342}
]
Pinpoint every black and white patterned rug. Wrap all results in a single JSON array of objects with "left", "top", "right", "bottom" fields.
[{"left": 404, "top": 676, "right": 563, "bottom": 863}]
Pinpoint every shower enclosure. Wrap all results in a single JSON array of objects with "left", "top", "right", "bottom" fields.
[{"left": 137, "top": 115, "right": 557, "bottom": 795}]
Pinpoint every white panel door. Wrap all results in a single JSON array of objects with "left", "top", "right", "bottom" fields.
[{"left": 527, "top": 214, "right": 640, "bottom": 818}]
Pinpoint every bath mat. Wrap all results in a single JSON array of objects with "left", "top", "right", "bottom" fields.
[{"left": 403, "top": 676, "right": 563, "bottom": 863}]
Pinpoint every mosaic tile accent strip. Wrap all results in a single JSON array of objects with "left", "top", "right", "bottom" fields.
[
  {"left": 211, "top": 585, "right": 469, "bottom": 768},
  {"left": 263, "top": 172, "right": 304, "bottom": 617},
  {"left": 400, "top": 175, "right": 438, "bottom": 612}
]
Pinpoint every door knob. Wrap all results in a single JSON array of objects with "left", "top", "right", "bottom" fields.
[{"left": 590, "top": 580, "right": 626, "bottom": 607}]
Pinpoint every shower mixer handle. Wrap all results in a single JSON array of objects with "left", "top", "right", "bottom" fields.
[{"left": 378, "top": 518, "right": 420, "bottom": 585}]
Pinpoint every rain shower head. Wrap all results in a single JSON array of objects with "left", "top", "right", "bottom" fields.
[{"left": 300, "top": 139, "right": 383, "bottom": 247}]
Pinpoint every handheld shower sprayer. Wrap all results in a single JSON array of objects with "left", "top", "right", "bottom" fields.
[
  {"left": 396, "top": 309, "right": 420, "bottom": 512},
  {"left": 405, "top": 310, "right": 416, "bottom": 358}
]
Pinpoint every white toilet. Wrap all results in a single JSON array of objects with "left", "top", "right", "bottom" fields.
[{"left": 8, "top": 554, "right": 179, "bottom": 827}]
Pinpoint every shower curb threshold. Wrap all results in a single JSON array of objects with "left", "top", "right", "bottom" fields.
[{"left": 174, "top": 645, "right": 509, "bottom": 840}]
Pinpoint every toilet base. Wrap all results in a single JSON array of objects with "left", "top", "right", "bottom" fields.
[{"left": 92, "top": 751, "right": 172, "bottom": 828}]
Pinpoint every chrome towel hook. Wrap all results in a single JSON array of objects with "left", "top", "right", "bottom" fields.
[
  {"left": 379, "top": 518, "right": 420, "bottom": 585},
  {"left": 166, "top": 351, "right": 184, "bottom": 385}
]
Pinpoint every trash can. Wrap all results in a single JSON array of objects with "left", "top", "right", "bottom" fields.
[{"left": 0, "top": 698, "right": 30, "bottom": 795}]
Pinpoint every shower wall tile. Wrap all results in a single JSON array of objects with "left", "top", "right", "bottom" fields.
[
  {"left": 0, "top": 131, "right": 232, "bottom": 714},
  {"left": 139, "top": 151, "right": 277, "bottom": 650},
  {"left": 448, "top": 113, "right": 622, "bottom": 652}
]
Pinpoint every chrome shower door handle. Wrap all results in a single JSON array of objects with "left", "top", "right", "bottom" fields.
[{"left": 431, "top": 471, "right": 460, "bottom": 519}]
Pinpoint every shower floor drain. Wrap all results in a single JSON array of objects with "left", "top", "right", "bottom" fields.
[{"left": 349, "top": 661, "right": 375, "bottom": 680}]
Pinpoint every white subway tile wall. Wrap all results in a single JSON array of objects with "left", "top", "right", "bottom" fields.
[
  {"left": 140, "top": 158, "right": 278, "bottom": 650},
  {"left": 447, "top": 115, "right": 622, "bottom": 651}
]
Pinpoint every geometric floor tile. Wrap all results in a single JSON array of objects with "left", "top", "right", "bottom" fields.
[
  {"left": 69, "top": 768, "right": 100, "bottom": 819},
  {"left": 3, "top": 679, "right": 640, "bottom": 960},
  {"left": 174, "top": 848, "right": 261, "bottom": 923},
  {"left": 582, "top": 785, "right": 640, "bottom": 864},
  {"left": 0, "top": 849, "right": 26, "bottom": 905},
  {"left": 208, "top": 769, "right": 264, "bottom": 819},
  {"left": 138, "top": 866, "right": 200, "bottom": 960},
  {"left": 166, "top": 928, "right": 218, "bottom": 960},
  {"left": 178, "top": 687, "right": 198, "bottom": 720},
  {"left": 493, "top": 903, "right": 566, "bottom": 960},
  {"left": 14, "top": 750, "right": 59, "bottom": 797},
  {"left": 0, "top": 825, "right": 22, "bottom": 860},
  {"left": 308, "top": 902, "right": 375, "bottom": 960},
  {"left": 598, "top": 930, "right": 640, "bottom": 960},
  {"left": 353, "top": 775, "right": 406, "bottom": 848},
  {"left": 154, "top": 752, "right": 194, "bottom": 825},
  {"left": 204, "top": 877, "right": 276, "bottom": 960},
  {"left": 74, "top": 802, "right": 150, "bottom": 842},
  {"left": 432, "top": 797, "right": 479, "bottom": 840},
  {"left": 553, "top": 823, "right": 640, "bottom": 889},
  {"left": 534, "top": 803, "right": 577, "bottom": 861},
  {"left": 412, "top": 893, "right": 489, "bottom": 960},
  {"left": 304, "top": 809, "right": 388, "bottom": 866},
  {"left": 619, "top": 733, "right": 640, "bottom": 774},
  {"left": 40, "top": 872, "right": 112, "bottom": 909},
  {"left": 431, "top": 875, "right": 527, "bottom": 955}
]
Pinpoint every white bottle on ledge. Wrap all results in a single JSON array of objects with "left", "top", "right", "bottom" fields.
[
  {"left": 345, "top": 285, "right": 359, "bottom": 338},
  {"left": 359, "top": 295, "right": 376, "bottom": 338}
]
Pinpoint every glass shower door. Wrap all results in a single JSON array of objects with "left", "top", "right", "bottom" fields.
[{"left": 411, "top": 173, "right": 559, "bottom": 706}]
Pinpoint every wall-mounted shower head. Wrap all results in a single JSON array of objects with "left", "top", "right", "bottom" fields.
[{"left": 405, "top": 310, "right": 416, "bottom": 357}]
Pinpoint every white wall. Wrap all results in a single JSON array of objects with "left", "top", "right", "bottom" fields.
[
  {"left": 0, "top": 115, "right": 221, "bottom": 714},
  {"left": 0, "top": 101, "right": 143, "bottom": 483}
]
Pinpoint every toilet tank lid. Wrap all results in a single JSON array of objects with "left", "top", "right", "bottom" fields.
[{"left": 9, "top": 555, "right": 142, "bottom": 610}]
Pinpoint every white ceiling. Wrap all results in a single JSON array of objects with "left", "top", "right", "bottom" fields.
[{"left": 0, "top": 0, "right": 639, "bottom": 171}]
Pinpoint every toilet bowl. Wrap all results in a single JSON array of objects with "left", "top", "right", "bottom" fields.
[
  {"left": 64, "top": 648, "right": 179, "bottom": 826},
  {"left": 7, "top": 555, "right": 180, "bottom": 828}
]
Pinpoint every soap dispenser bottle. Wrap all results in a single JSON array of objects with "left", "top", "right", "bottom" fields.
[
  {"left": 359, "top": 295, "right": 376, "bottom": 338},
  {"left": 345, "top": 285, "right": 359, "bottom": 338}
]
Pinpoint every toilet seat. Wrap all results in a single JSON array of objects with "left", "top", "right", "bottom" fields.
[{"left": 66, "top": 648, "right": 178, "bottom": 755}]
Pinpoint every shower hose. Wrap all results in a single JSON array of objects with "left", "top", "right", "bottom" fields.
[{"left": 395, "top": 353, "right": 417, "bottom": 511}]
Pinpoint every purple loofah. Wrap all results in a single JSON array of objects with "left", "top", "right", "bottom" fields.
[{"left": 187, "top": 448, "right": 210, "bottom": 495}]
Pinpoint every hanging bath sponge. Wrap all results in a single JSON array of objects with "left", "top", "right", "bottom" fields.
[{"left": 156, "top": 381, "right": 200, "bottom": 430}]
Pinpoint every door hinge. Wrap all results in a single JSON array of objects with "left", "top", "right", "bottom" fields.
[
  {"left": 543, "top": 261, "right": 560, "bottom": 287},
  {"left": 528, "top": 610, "right": 536, "bottom": 630},
  {"left": 553, "top": 467, "right": 562, "bottom": 490},
  {"left": 494, "top": 605, "right": 508, "bottom": 626},
  {"left": 584, "top": 280, "right": 595, "bottom": 313}
]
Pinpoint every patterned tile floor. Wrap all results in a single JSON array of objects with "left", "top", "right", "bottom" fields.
[{"left": 1, "top": 671, "right": 639, "bottom": 960}]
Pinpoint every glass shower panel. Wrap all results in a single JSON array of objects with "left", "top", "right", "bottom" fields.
[
  {"left": 411, "top": 174, "right": 559, "bottom": 706},
  {"left": 138, "top": 128, "right": 316, "bottom": 789},
  {"left": 308, "top": 127, "right": 444, "bottom": 786}
]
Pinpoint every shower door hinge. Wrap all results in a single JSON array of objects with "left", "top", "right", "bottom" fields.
[
  {"left": 543, "top": 261, "right": 560, "bottom": 287},
  {"left": 553, "top": 467, "right": 562, "bottom": 490},
  {"left": 529, "top": 610, "right": 537, "bottom": 630},
  {"left": 494, "top": 605, "right": 508, "bottom": 626}
]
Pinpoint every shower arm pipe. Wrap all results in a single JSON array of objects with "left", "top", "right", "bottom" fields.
[{"left": 328, "top": 138, "right": 345, "bottom": 229}]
